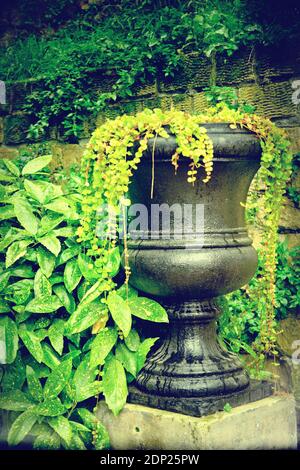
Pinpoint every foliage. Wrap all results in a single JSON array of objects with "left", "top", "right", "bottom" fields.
[
  {"left": 204, "top": 86, "right": 256, "bottom": 114},
  {"left": 78, "top": 107, "right": 214, "bottom": 271},
  {"left": 0, "top": 0, "right": 297, "bottom": 447},
  {"left": 0, "top": 102, "right": 294, "bottom": 446},
  {"left": 246, "top": 0, "right": 300, "bottom": 44},
  {"left": 0, "top": 1, "right": 263, "bottom": 141},
  {"left": 0, "top": 151, "right": 164, "bottom": 449},
  {"left": 286, "top": 153, "right": 300, "bottom": 208},
  {"left": 275, "top": 243, "right": 300, "bottom": 319},
  {"left": 218, "top": 140, "right": 299, "bottom": 375},
  {"left": 202, "top": 104, "right": 293, "bottom": 361},
  {"left": 287, "top": 187, "right": 300, "bottom": 208},
  {"left": 2, "top": 1, "right": 299, "bottom": 44}
]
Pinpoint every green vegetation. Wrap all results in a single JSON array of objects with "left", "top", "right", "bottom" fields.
[
  {"left": 0, "top": 150, "right": 164, "bottom": 448},
  {"left": 286, "top": 154, "right": 300, "bottom": 207},
  {"left": 0, "top": 103, "right": 295, "bottom": 447},
  {"left": 204, "top": 86, "right": 256, "bottom": 114},
  {"left": 0, "top": 1, "right": 263, "bottom": 83},
  {"left": 219, "top": 241, "right": 300, "bottom": 357},
  {"left": 2, "top": 0, "right": 299, "bottom": 140}
]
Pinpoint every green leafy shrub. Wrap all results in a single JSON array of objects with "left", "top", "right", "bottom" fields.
[
  {"left": 0, "top": 152, "right": 165, "bottom": 449},
  {"left": 273, "top": 242, "right": 300, "bottom": 319},
  {"left": 286, "top": 153, "right": 300, "bottom": 208},
  {"left": 1, "top": 2, "right": 299, "bottom": 140}
]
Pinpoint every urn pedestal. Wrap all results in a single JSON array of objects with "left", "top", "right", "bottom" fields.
[{"left": 126, "top": 123, "right": 272, "bottom": 416}]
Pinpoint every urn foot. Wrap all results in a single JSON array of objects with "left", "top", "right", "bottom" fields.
[
  {"left": 131, "top": 300, "right": 263, "bottom": 415},
  {"left": 128, "top": 380, "right": 273, "bottom": 417}
]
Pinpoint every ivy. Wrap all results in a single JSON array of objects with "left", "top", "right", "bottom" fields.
[
  {"left": 2, "top": 2, "right": 299, "bottom": 142},
  {"left": 219, "top": 241, "right": 300, "bottom": 368},
  {"left": 0, "top": 100, "right": 294, "bottom": 447}
]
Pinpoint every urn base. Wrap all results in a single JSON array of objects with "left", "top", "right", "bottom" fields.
[
  {"left": 134, "top": 300, "right": 252, "bottom": 402},
  {"left": 128, "top": 380, "right": 273, "bottom": 417}
]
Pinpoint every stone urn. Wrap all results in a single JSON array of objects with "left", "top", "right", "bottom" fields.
[{"left": 126, "top": 123, "right": 268, "bottom": 416}]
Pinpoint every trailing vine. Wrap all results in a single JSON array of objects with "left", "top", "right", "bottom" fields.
[
  {"left": 192, "top": 106, "right": 292, "bottom": 367},
  {"left": 241, "top": 114, "right": 293, "bottom": 364},
  {"left": 79, "top": 104, "right": 293, "bottom": 372}
]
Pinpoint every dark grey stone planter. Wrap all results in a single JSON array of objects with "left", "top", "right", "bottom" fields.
[{"left": 127, "top": 123, "right": 271, "bottom": 416}]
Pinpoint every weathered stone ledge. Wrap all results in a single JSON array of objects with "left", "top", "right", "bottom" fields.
[{"left": 96, "top": 395, "right": 297, "bottom": 450}]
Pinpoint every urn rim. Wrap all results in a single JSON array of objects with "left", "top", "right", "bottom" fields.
[{"left": 139, "top": 122, "right": 262, "bottom": 161}]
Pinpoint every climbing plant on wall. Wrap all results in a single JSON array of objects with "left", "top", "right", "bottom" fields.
[{"left": 1, "top": 1, "right": 299, "bottom": 142}]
